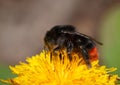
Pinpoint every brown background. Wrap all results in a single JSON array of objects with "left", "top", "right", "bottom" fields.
[{"left": 0, "top": 0, "right": 120, "bottom": 64}]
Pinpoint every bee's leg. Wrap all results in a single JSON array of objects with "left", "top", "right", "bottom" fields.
[
  {"left": 53, "top": 46, "right": 61, "bottom": 51},
  {"left": 80, "top": 47, "right": 91, "bottom": 68},
  {"left": 66, "top": 41, "right": 73, "bottom": 61},
  {"left": 50, "top": 52, "right": 52, "bottom": 62},
  {"left": 53, "top": 46, "right": 63, "bottom": 61},
  {"left": 59, "top": 53, "right": 62, "bottom": 61}
]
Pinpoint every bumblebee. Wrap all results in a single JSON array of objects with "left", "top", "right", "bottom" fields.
[{"left": 44, "top": 25, "right": 102, "bottom": 67}]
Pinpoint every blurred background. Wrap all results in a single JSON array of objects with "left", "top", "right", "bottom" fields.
[{"left": 0, "top": 0, "right": 120, "bottom": 84}]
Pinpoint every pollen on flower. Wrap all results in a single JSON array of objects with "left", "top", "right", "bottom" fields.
[{"left": 1, "top": 50, "right": 119, "bottom": 85}]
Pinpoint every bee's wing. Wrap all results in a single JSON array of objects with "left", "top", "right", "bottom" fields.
[{"left": 75, "top": 32, "right": 103, "bottom": 45}]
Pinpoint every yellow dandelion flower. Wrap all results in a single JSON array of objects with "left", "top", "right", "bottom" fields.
[{"left": 1, "top": 50, "right": 120, "bottom": 85}]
